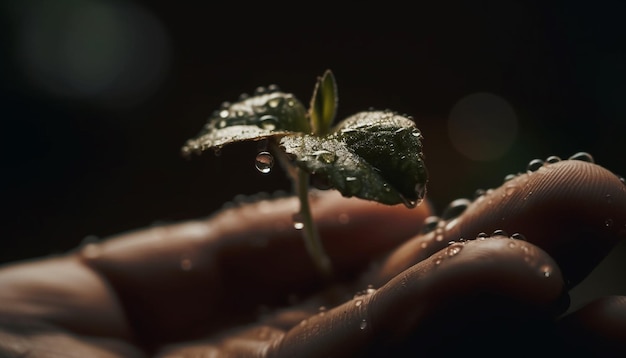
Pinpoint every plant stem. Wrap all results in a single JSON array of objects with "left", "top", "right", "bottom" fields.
[{"left": 269, "top": 140, "right": 333, "bottom": 278}]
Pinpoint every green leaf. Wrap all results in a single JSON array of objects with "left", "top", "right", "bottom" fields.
[
  {"left": 279, "top": 110, "right": 428, "bottom": 207},
  {"left": 308, "top": 69, "right": 338, "bottom": 136},
  {"left": 182, "top": 89, "right": 309, "bottom": 156}
]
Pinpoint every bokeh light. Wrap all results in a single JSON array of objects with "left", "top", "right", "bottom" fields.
[
  {"left": 447, "top": 92, "right": 518, "bottom": 161},
  {"left": 14, "top": 0, "right": 171, "bottom": 107}
]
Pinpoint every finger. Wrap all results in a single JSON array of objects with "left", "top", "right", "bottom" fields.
[
  {"left": 79, "top": 190, "right": 432, "bottom": 346},
  {"left": 368, "top": 158, "right": 626, "bottom": 288},
  {"left": 267, "top": 237, "right": 566, "bottom": 357},
  {"left": 556, "top": 295, "right": 626, "bottom": 356}
]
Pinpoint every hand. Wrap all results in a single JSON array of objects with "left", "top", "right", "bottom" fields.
[{"left": 0, "top": 157, "right": 625, "bottom": 357}]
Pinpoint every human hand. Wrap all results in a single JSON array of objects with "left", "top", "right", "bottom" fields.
[{"left": 0, "top": 156, "right": 625, "bottom": 357}]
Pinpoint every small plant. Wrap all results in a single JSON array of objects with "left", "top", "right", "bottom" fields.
[{"left": 182, "top": 70, "right": 428, "bottom": 278}]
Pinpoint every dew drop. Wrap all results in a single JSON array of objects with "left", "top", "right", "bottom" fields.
[
  {"left": 568, "top": 152, "right": 594, "bottom": 163},
  {"left": 312, "top": 150, "right": 336, "bottom": 164},
  {"left": 434, "top": 256, "right": 443, "bottom": 265},
  {"left": 527, "top": 159, "right": 544, "bottom": 172},
  {"left": 360, "top": 319, "right": 368, "bottom": 330},
  {"left": 474, "top": 188, "right": 486, "bottom": 199},
  {"left": 441, "top": 198, "right": 471, "bottom": 220},
  {"left": 218, "top": 119, "right": 227, "bottom": 128},
  {"left": 268, "top": 97, "right": 282, "bottom": 108},
  {"left": 504, "top": 173, "right": 516, "bottom": 182},
  {"left": 355, "top": 300, "right": 362, "bottom": 307},
  {"left": 219, "top": 109, "right": 230, "bottom": 118},
  {"left": 258, "top": 115, "right": 278, "bottom": 130},
  {"left": 477, "top": 232, "right": 488, "bottom": 240},
  {"left": 545, "top": 155, "right": 561, "bottom": 163},
  {"left": 508, "top": 241, "right": 516, "bottom": 248},
  {"left": 255, "top": 151, "right": 274, "bottom": 174}
]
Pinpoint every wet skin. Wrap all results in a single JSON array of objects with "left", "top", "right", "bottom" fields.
[{"left": 0, "top": 158, "right": 625, "bottom": 357}]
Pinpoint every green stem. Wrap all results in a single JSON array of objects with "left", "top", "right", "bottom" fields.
[{"left": 269, "top": 140, "right": 333, "bottom": 278}]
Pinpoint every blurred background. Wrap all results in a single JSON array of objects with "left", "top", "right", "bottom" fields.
[{"left": 1, "top": 1, "right": 625, "bottom": 308}]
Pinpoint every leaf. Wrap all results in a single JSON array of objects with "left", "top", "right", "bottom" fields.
[
  {"left": 181, "top": 88, "right": 310, "bottom": 156},
  {"left": 279, "top": 110, "right": 428, "bottom": 207},
  {"left": 308, "top": 69, "right": 338, "bottom": 136}
]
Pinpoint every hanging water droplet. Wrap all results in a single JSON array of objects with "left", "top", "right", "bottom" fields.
[
  {"left": 568, "top": 152, "right": 594, "bottom": 163},
  {"left": 422, "top": 216, "right": 439, "bottom": 234},
  {"left": 510, "top": 233, "right": 527, "bottom": 241},
  {"left": 360, "top": 319, "right": 368, "bottom": 330},
  {"left": 492, "top": 229, "right": 508, "bottom": 237},
  {"left": 446, "top": 244, "right": 463, "bottom": 257},
  {"left": 527, "top": 159, "right": 544, "bottom": 172},
  {"left": 441, "top": 198, "right": 471, "bottom": 220},
  {"left": 255, "top": 151, "right": 274, "bottom": 174},
  {"left": 545, "top": 155, "right": 561, "bottom": 163}
]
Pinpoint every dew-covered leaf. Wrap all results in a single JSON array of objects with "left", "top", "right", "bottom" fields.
[
  {"left": 182, "top": 89, "right": 310, "bottom": 156},
  {"left": 279, "top": 110, "right": 428, "bottom": 207},
  {"left": 309, "top": 69, "right": 338, "bottom": 135}
]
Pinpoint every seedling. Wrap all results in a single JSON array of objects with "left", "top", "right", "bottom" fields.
[{"left": 182, "top": 70, "right": 428, "bottom": 278}]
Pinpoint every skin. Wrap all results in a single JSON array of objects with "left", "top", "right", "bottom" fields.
[{"left": 0, "top": 159, "right": 625, "bottom": 357}]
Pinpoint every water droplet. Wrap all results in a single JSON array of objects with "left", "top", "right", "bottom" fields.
[
  {"left": 508, "top": 241, "right": 516, "bottom": 248},
  {"left": 492, "top": 229, "right": 508, "bottom": 237},
  {"left": 505, "top": 184, "right": 517, "bottom": 196},
  {"left": 434, "top": 257, "right": 443, "bottom": 265},
  {"left": 180, "top": 258, "right": 193, "bottom": 271},
  {"left": 474, "top": 188, "right": 486, "bottom": 199},
  {"left": 527, "top": 159, "right": 544, "bottom": 172},
  {"left": 441, "top": 198, "right": 471, "bottom": 220},
  {"left": 504, "top": 173, "right": 516, "bottom": 182},
  {"left": 355, "top": 300, "right": 362, "bottom": 307},
  {"left": 605, "top": 218, "right": 614, "bottom": 227},
  {"left": 477, "top": 232, "right": 488, "bottom": 240},
  {"left": 218, "top": 119, "right": 227, "bottom": 128},
  {"left": 446, "top": 244, "right": 463, "bottom": 257},
  {"left": 540, "top": 265, "right": 552, "bottom": 278},
  {"left": 268, "top": 97, "right": 282, "bottom": 108},
  {"left": 258, "top": 115, "right": 278, "bottom": 130},
  {"left": 255, "top": 151, "right": 274, "bottom": 174},
  {"left": 292, "top": 213, "right": 304, "bottom": 230},
  {"left": 312, "top": 150, "right": 336, "bottom": 164},
  {"left": 360, "top": 319, "right": 368, "bottom": 330},
  {"left": 568, "top": 152, "right": 594, "bottom": 163},
  {"left": 420, "top": 241, "right": 428, "bottom": 249},
  {"left": 219, "top": 109, "right": 230, "bottom": 118},
  {"left": 510, "top": 233, "right": 527, "bottom": 241},
  {"left": 255, "top": 86, "right": 266, "bottom": 95},
  {"left": 545, "top": 155, "right": 561, "bottom": 163},
  {"left": 422, "top": 216, "right": 439, "bottom": 234}
]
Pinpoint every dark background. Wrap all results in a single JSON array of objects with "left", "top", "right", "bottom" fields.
[{"left": 1, "top": 1, "right": 625, "bottom": 309}]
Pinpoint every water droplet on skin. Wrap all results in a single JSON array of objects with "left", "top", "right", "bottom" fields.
[
  {"left": 527, "top": 159, "right": 544, "bottom": 172},
  {"left": 420, "top": 241, "right": 428, "bottom": 249},
  {"left": 540, "top": 265, "right": 552, "bottom": 278},
  {"left": 441, "top": 198, "right": 471, "bottom": 220},
  {"left": 492, "top": 229, "right": 508, "bottom": 237},
  {"left": 505, "top": 184, "right": 517, "bottom": 196},
  {"left": 510, "top": 233, "right": 527, "bottom": 241},
  {"left": 219, "top": 109, "right": 229, "bottom": 118},
  {"left": 255, "top": 151, "right": 274, "bottom": 174},
  {"left": 504, "top": 173, "right": 516, "bottom": 182},
  {"left": 434, "top": 256, "right": 443, "bottom": 265},
  {"left": 446, "top": 244, "right": 463, "bottom": 257},
  {"left": 421, "top": 216, "right": 440, "bottom": 234},
  {"left": 545, "top": 155, "right": 561, "bottom": 163},
  {"left": 568, "top": 152, "right": 594, "bottom": 163},
  {"left": 360, "top": 319, "right": 368, "bottom": 330},
  {"left": 355, "top": 300, "right": 362, "bottom": 307},
  {"left": 180, "top": 258, "right": 193, "bottom": 271},
  {"left": 508, "top": 242, "right": 516, "bottom": 248},
  {"left": 477, "top": 232, "right": 488, "bottom": 240},
  {"left": 474, "top": 188, "right": 486, "bottom": 199}
]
